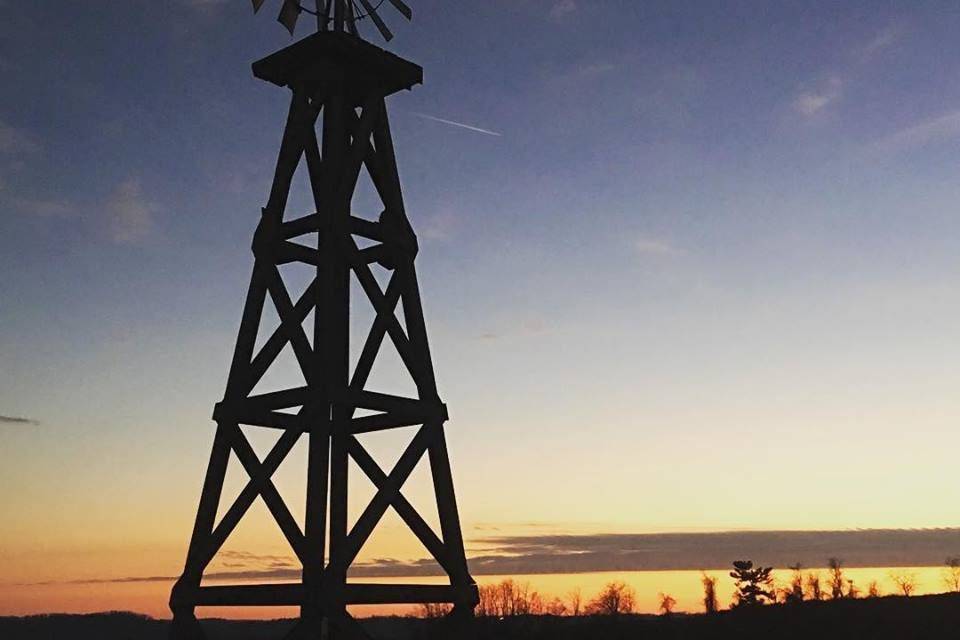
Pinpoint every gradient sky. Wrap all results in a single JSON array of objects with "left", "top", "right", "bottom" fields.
[{"left": 3, "top": 0, "right": 960, "bottom": 611}]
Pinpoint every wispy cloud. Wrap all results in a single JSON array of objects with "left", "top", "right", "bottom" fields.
[
  {"left": 0, "top": 414, "right": 40, "bottom": 426},
  {"left": 105, "top": 178, "right": 158, "bottom": 245},
  {"left": 792, "top": 23, "right": 906, "bottom": 119},
  {"left": 417, "top": 210, "right": 461, "bottom": 242},
  {"left": 857, "top": 23, "right": 905, "bottom": 62},
  {"left": 410, "top": 112, "right": 502, "bottom": 137},
  {"left": 634, "top": 236, "right": 684, "bottom": 257},
  {"left": 549, "top": 0, "right": 577, "bottom": 21},
  {"left": 869, "top": 110, "right": 960, "bottom": 156},
  {"left": 794, "top": 76, "right": 843, "bottom": 117}
]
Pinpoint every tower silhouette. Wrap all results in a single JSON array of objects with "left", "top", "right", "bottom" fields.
[{"left": 170, "top": 2, "right": 478, "bottom": 637}]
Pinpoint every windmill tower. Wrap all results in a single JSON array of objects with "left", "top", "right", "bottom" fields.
[{"left": 170, "top": 2, "right": 478, "bottom": 637}]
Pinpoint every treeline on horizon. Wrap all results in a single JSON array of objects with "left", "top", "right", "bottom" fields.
[{"left": 418, "top": 557, "right": 960, "bottom": 618}]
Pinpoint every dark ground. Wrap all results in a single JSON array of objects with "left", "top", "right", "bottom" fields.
[{"left": 3, "top": 593, "right": 960, "bottom": 639}]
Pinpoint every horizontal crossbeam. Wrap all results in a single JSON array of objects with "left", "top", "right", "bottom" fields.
[
  {"left": 174, "top": 582, "right": 466, "bottom": 607},
  {"left": 215, "top": 402, "right": 442, "bottom": 435},
  {"left": 281, "top": 214, "right": 387, "bottom": 242}
]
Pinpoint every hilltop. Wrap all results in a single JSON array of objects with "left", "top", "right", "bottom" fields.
[{"left": 3, "top": 593, "right": 960, "bottom": 639}]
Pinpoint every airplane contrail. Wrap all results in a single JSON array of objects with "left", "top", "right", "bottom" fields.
[{"left": 410, "top": 112, "right": 502, "bottom": 137}]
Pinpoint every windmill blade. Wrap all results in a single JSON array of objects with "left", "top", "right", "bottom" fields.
[
  {"left": 278, "top": 0, "right": 301, "bottom": 35},
  {"left": 320, "top": 0, "right": 332, "bottom": 30},
  {"left": 345, "top": 0, "right": 359, "bottom": 36},
  {"left": 385, "top": 0, "right": 412, "bottom": 20},
  {"left": 357, "top": 0, "right": 394, "bottom": 41},
  {"left": 251, "top": 0, "right": 267, "bottom": 13}
]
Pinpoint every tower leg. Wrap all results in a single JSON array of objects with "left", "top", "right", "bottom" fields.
[{"left": 169, "top": 611, "right": 206, "bottom": 640}]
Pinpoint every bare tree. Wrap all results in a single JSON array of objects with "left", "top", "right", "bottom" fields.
[
  {"left": 585, "top": 581, "right": 637, "bottom": 615},
  {"left": 805, "top": 571, "right": 823, "bottom": 601},
  {"left": 701, "top": 573, "right": 719, "bottom": 614},
  {"left": 867, "top": 580, "right": 881, "bottom": 598},
  {"left": 545, "top": 597, "right": 568, "bottom": 616},
  {"left": 730, "top": 560, "right": 775, "bottom": 608},
  {"left": 889, "top": 571, "right": 918, "bottom": 597},
  {"left": 828, "top": 558, "right": 845, "bottom": 599},
  {"left": 567, "top": 588, "right": 583, "bottom": 617},
  {"left": 846, "top": 579, "right": 859, "bottom": 599},
  {"left": 658, "top": 592, "right": 677, "bottom": 616},
  {"left": 416, "top": 602, "right": 453, "bottom": 618},
  {"left": 476, "top": 579, "right": 544, "bottom": 617},
  {"left": 785, "top": 563, "right": 804, "bottom": 604},
  {"left": 943, "top": 557, "right": 960, "bottom": 593}
]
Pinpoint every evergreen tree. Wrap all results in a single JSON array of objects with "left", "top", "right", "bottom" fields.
[{"left": 730, "top": 560, "right": 775, "bottom": 607}]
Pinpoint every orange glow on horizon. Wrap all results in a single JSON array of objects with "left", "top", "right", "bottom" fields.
[{"left": 1, "top": 567, "right": 953, "bottom": 620}]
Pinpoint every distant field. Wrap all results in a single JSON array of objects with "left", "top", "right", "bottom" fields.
[{"left": 3, "top": 593, "right": 960, "bottom": 639}]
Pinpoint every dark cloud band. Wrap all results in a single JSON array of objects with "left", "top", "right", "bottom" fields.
[{"left": 18, "top": 528, "right": 960, "bottom": 586}]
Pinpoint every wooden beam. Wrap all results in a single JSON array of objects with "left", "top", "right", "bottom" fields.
[
  {"left": 175, "top": 582, "right": 463, "bottom": 608},
  {"left": 245, "top": 386, "right": 311, "bottom": 411},
  {"left": 327, "top": 424, "right": 433, "bottom": 576},
  {"left": 264, "top": 89, "right": 319, "bottom": 223},
  {"left": 349, "top": 272, "right": 401, "bottom": 392},
  {"left": 349, "top": 216, "right": 385, "bottom": 241},
  {"left": 347, "top": 437, "right": 452, "bottom": 573},
  {"left": 246, "top": 279, "right": 319, "bottom": 394},
  {"left": 275, "top": 240, "right": 321, "bottom": 266},
  {"left": 225, "top": 423, "right": 307, "bottom": 564},
  {"left": 338, "top": 388, "right": 445, "bottom": 418},
  {"left": 265, "top": 267, "right": 315, "bottom": 383},
  {"left": 348, "top": 412, "right": 426, "bottom": 434},
  {"left": 188, "top": 583, "right": 304, "bottom": 607},
  {"left": 282, "top": 213, "right": 321, "bottom": 239},
  {"left": 179, "top": 426, "right": 232, "bottom": 583},
  {"left": 282, "top": 214, "right": 385, "bottom": 242},
  {"left": 348, "top": 246, "right": 423, "bottom": 384},
  {"left": 214, "top": 404, "right": 309, "bottom": 431},
  {"left": 355, "top": 243, "right": 393, "bottom": 268},
  {"left": 202, "top": 424, "right": 304, "bottom": 567}
]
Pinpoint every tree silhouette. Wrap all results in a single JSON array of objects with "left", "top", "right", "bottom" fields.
[
  {"left": 567, "top": 588, "right": 583, "bottom": 616},
  {"left": 475, "top": 579, "right": 544, "bottom": 617},
  {"left": 416, "top": 602, "right": 452, "bottom": 618},
  {"left": 805, "top": 571, "right": 823, "bottom": 601},
  {"left": 943, "top": 557, "right": 960, "bottom": 593},
  {"left": 828, "top": 558, "right": 846, "bottom": 599},
  {"left": 701, "top": 573, "right": 719, "bottom": 614},
  {"left": 658, "top": 592, "right": 677, "bottom": 616},
  {"left": 846, "top": 579, "right": 859, "bottom": 599},
  {"left": 585, "top": 581, "right": 636, "bottom": 615},
  {"left": 730, "top": 560, "right": 775, "bottom": 608},
  {"left": 867, "top": 580, "right": 881, "bottom": 598},
  {"left": 889, "top": 571, "right": 918, "bottom": 597},
  {"left": 784, "top": 563, "right": 804, "bottom": 604}
]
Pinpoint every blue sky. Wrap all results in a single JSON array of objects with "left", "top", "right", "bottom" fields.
[{"left": 3, "top": 1, "right": 960, "bottom": 579}]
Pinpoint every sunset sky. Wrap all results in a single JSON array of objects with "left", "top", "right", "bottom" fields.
[{"left": 3, "top": 0, "right": 960, "bottom": 618}]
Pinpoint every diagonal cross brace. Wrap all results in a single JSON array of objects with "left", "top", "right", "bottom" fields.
[
  {"left": 350, "top": 272, "right": 402, "bottom": 391},
  {"left": 325, "top": 423, "right": 436, "bottom": 577},
  {"left": 346, "top": 436, "right": 453, "bottom": 575},
  {"left": 201, "top": 424, "right": 305, "bottom": 569},
  {"left": 264, "top": 266, "right": 316, "bottom": 385},
  {"left": 223, "top": 421, "right": 308, "bottom": 564},
  {"left": 245, "top": 279, "right": 319, "bottom": 395}
]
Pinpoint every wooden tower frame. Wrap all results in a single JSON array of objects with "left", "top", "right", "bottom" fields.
[{"left": 169, "top": 26, "right": 478, "bottom": 639}]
